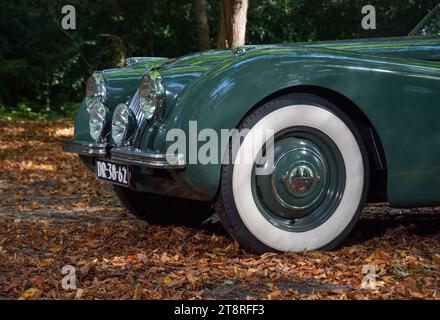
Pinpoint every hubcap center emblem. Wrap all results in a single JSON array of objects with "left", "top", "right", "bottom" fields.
[{"left": 284, "top": 164, "right": 317, "bottom": 197}]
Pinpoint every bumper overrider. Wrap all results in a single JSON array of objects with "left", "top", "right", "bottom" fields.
[{"left": 61, "top": 140, "right": 186, "bottom": 170}]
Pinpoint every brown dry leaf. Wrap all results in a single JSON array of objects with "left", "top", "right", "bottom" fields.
[
  {"left": 80, "top": 263, "right": 93, "bottom": 277},
  {"left": 19, "top": 288, "right": 42, "bottom": 300},
  {"left": 267, "top": 291, "right": 282, "bottom": 300},
  {"left": 75, "top": 288, "right": 84, "bottom": 300},
  {"left": 39, "top": 258, "right": 54, "bottom": 268},
  {"left": 186, "top": 272, "right": 198, "bottom": 285},
  {"left": 163, "top": 276, "right": 173, "bottom": 286},
  {"left": 133, "top": 286, "right": 142, "bottom": 300}
]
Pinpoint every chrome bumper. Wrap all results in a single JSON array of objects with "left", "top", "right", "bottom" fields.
[
  {"left": 61, "top": 140, "right": 185, "bottom": 170},
  {"left": 111, "top": 147, "right": 185, "bottom": 169},
  {"left": 61, "top": 140, "right": 108, "bottom": 157}
]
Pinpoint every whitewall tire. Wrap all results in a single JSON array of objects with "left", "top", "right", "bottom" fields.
[{"left": 215, "top": 94, "right": 369, "bottom": 253}]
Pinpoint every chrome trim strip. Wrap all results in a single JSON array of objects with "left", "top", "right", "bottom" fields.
[
  {"left": 61, "top": 141, "right": 185, "bottom": 169},
  {"left": 111, "top": 147, "right": 185, "bottom": 169},
  {"left": 61, "top": 140, "right": 108, "bottom": 157}
]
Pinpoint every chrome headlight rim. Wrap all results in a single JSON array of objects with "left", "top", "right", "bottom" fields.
[
  {"left": 139, "top": 71, "right": 165, "bottom": 120},
  {"left": 89, "top": 102, "right": 110, "bottom": 142},
  {"left": 86, "top": 73, "right": 108, "bottom": 113},
  {"left": 112, "top": 103, "right": 137, "bottom": 146}
]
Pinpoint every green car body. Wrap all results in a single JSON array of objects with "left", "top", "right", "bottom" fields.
[
  {"left": 72, "top": 34, "right": 440, "bottom": 207},
  {"left": 63, "top": 5, "right": 440, "bottom": 252}
]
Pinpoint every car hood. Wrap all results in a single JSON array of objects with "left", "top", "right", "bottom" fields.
[
  {"left": 99, "top": 57, "right": 169, "bottom": 107},
  {"left": 300, "top": 36, "right": 439, "bottom": 59},
  {"left": 160, "top": 36, "right": 437, "bottom": 72},
  {"left": 158, "top": 36, "right": 438, "bottom": 110}
]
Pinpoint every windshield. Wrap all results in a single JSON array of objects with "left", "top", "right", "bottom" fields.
[{"left": 410, "top": 4, "right": 440, "bottom": 36}]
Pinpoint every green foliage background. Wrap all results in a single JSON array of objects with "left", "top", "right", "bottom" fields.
[{"left": 0, "top": 0, "right": 437, "bottom": 119}]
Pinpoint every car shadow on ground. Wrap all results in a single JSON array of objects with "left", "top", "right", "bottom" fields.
[
  {"left": 344, "top": 208, "right": 440, "bottom": 247},
  {"left": 171, "top": 204, "right": 440, "bottom": 257}
]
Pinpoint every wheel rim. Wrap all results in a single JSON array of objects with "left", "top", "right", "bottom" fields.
[{"left": 252, "top": 126, "right": 346, "bottom": 232}]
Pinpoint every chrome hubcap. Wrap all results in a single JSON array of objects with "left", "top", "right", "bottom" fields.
[
  {"left": 270, "top": 145, "right": 327, "bottom": 216},
  {"left": 252, "top": 127, "right": 346, "bottom": 232}
]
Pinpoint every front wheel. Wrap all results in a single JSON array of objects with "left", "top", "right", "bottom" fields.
[{"left": 215, "top": 94, "right": 369, "bottom": 253}]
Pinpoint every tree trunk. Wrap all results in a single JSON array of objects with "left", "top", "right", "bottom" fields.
[
  {"left": 218, "top": 0, "right": 248, "bottom": 48},
  {"left": 217, "top": 1, "right": 227, "bottom": 48},
  {"left": 113, "top": 35, "right": 126, "bottom": 68},
  {"left": 194, "top": 0, "right": 211, "bottom": 51}
]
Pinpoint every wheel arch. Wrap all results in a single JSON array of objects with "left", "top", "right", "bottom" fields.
[{"left": 229, "top": 85, "right": 388, "bottom": 202}]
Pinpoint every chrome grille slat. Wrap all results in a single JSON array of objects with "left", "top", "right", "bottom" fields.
[{"left": 128, "top": 89, "right": 144, "bottom": 124}]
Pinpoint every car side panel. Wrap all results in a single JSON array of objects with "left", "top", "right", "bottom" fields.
[{"left": 154, "top": 47, "right": 440, "bottom": 207}]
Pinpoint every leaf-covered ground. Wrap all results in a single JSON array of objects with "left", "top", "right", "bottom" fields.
[{"left": 0, "top": 121, "right": 439, "bottom": 300}]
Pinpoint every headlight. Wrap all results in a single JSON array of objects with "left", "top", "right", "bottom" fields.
[
  {"left": 89, "top": 102, "right": 110, "bottom": 141},
  {"left": 86, "top": 73, "right": 107, "bottom": 113},
  {"left": 139, "top": 71, "right": 165, "bottom": 120},
  {"left": 112, "top": 104, "right": 136, "bottom": 146}
]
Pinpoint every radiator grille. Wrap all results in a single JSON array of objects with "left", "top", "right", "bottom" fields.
[{"left": 128, "top": 89, "right": 144, "bottom": 124}]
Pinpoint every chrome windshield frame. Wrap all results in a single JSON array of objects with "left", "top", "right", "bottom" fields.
[{"left": 409, "top": 4, "right": 440, "bottom": 36}]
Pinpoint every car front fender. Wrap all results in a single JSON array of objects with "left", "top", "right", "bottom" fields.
[{"left": 151, "top": 47, "right": 440, "bottom": 206}]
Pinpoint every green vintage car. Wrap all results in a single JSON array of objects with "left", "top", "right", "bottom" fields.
[{"left": 62, "top": 5, "right": 440, "bottom": 253}]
